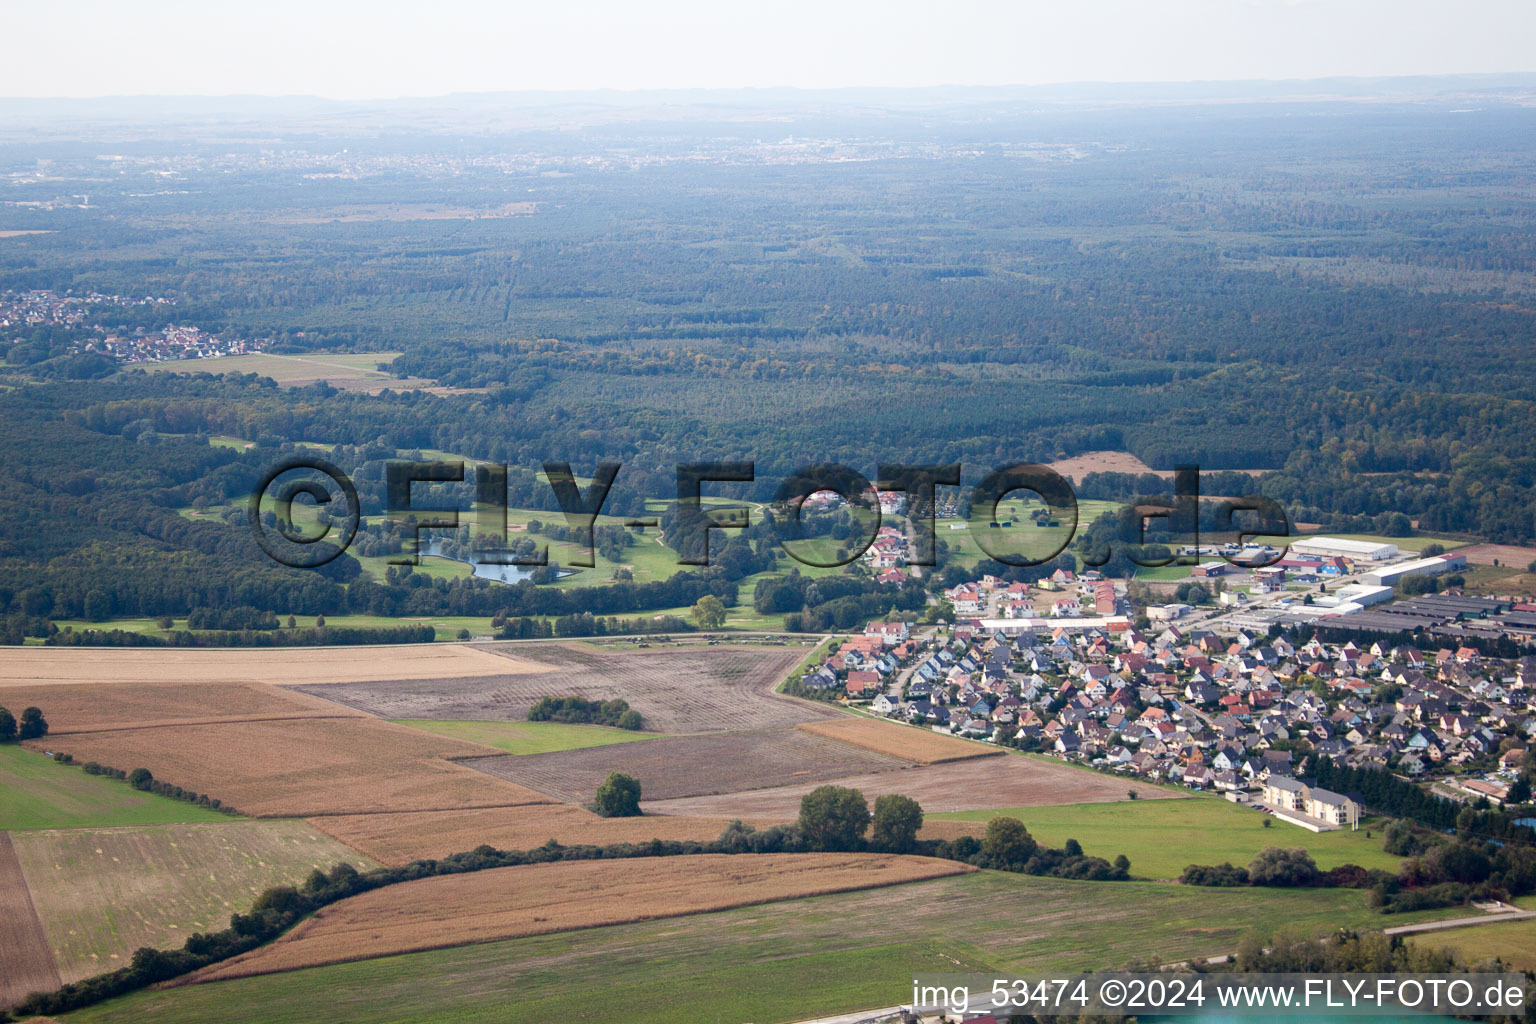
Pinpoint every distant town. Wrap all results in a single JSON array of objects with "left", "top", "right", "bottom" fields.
[{"left": 0, "top": 289, "right": 268, "bottom": 364}]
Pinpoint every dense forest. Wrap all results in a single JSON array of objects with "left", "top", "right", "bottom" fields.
[{"left": 2, "top": 88, "right": 1535, "bottom": 625}]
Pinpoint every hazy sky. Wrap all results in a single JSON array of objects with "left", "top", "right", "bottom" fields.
[{"left": 5, "top": 0, "right": 1533, "bottom": 99}]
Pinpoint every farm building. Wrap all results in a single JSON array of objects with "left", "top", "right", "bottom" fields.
[
  {"left": 1289, "top": 537, "right": 1398, "bottom": 561},
  {"left": 1363, "top": 553, "right": 1467, "bottom": 587}
]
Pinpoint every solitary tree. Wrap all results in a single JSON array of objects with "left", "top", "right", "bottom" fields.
[
  {"left": 0, "top": 706, "right": 15, "bottom": 742},
  {"left": 690, "top": 595, "right": 727, "bottom": 630},
  {"left": 798, "top": 785, "right": 869, "bottom": 851},
  {"left": 592, "top": 772, "right": 642, "bottom": 817},
  {"left": 871, "top": 794, "right": 923, "bottom": 853},
  {"left": 17, "top": 706, "right": 47, "bottom": 740},
  {"left": 980, "top": 816, "right": 1037, "bottom": 870}
]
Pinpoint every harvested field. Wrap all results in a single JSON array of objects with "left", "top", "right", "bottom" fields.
[
  {"left": 643, "top": 753, "right": 1176, "bottom": 818},
  {"left": 0, "top": 644, "right": 531, "bottom": 687},
  {"left": 307, "top": 806, "right": 782, "bottom": 866},
  {"left": 1458, "top": 543, "right": 1536, "bottom": 567},
  {"left": 293, "top": 642, "right": 822, "bottom": 734},
  {"left": 10, "top": 821, "right": 373, "bottom": 984},
  {"left": 796, "top": 718, "right": 999, "bottom": 765},
  {"left": 0, "top": 681, "right": 363, "bottom": 735},
  {"left": 465, "top": 727, "right": 907, "bottom": 803},
  {"left": 1046, "top": 450, "right": 1274, "bottom": 483},
  {"left": 33, "top": 718, "right": 557, "bottom": 818},
  {"left": 182, "top": 853, "right": 974, "bottom": 983},
  {"left": 0, "top": 833, "right": 59, "bottom": 1010}
]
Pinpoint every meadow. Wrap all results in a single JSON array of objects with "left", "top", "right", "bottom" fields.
[
  {"left": 10, "top": 820, "right": 372, "bottom": 983},
  {"left": 0, "top": 745, "right": 230, "bottom": 831},
  {"left": 388, "top": 719, "right": 660, "bottom": 755},
  {"left": 1404, "top": 917, "right": 1536, "bottom": 973},
  {"left": 931, "top": 795, "right": 1403, "bottom": 878}
]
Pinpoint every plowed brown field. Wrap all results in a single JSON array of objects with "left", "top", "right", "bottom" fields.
[
  {"left": 34, "top": 718, "right": 557, "bottom": 817},
  {"left": 796, "top": 718, "right": 1000, "bottom": 764},
  {"left": 182, "top": 853, "right": 974, "bottom": 983},
  {"left": 292, "top": 642, "right": 822, "bottom": 733},
  {"left": 307, "top": 806, "right": 782, "bottom": 865},
  {"left": 0, "top": 833, "right": 59, "bottom": 1010},
  {"left": 464, "top": 727, "right": 907, "bottom": 803}
]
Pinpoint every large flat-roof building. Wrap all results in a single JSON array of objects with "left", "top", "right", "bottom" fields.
[
  {"left": 1289, "top": 537, "right": 1398, "bottom": 561},
  {"left": 1363, "top": 553, "right": 1466, "bottom": 587}
]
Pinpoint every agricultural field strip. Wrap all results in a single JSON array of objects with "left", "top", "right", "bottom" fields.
[
  {"left": 462, "top": 727, "right": 911, "bottom": 803},
  {"left": 0, "top": 644, "right": 534, "bottom": 687},
  {"left": 0, "top": 832, "right": 60, "bottom": 1010},
  {"left": 642, "top": 752, "right": 1177, "bottom": 817},
  {"left": 10, "top": 821, "right": 376, "bottom": 985},
  {"left": 303, "top": 806, "right": 786, "bottom": 866},
  {"left": 181, "top": 854, "right": 975, "bottom": 983},
  {"left": 0, "top": 680, "right": 371, "bottom": 737},
  {"left": 794, "top": 718, "right": 1000, "bottom": 765}
]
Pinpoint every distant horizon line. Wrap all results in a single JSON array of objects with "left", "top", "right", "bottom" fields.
[{"left": 4, "top": 70, "right": 1536, "bottom": 107}]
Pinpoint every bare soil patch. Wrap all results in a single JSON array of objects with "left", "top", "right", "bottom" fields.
[
  {"left": 0, "top": 644, "right": 529, "bottom": 687},
  {"left": 1457, "top": 543, "right": 1536, "bottom": 568},
  {"left": 464, "top": 728, "right": 906, "bottom": 803},
  {"left": 34, "top": 718, "right": 556, "bottom": 817},
  {"left": 1046, "top": 451, "right": 1274, "bottom": 483},
  {"left": 292, "top": 643, "right": 820, "bottom": 734},
  {"left": 307, "top": 806, "right": 781, "bottom": 866},
  {"left": 796, "top": 718, "right": 1000, "bottom": 765},
  {"left": 0, "top": 833, "right": 60, "bottom": 1009},
  {"left": 643, "top": 753, "right": 1176, "bottom": 818},
  {"left": 182, "top": 853, "right": 973, "bottom": 983}
]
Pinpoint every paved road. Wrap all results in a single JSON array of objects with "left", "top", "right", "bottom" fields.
[{"left": 1382, "top": 908, "right": 1536, "bottom": 936}]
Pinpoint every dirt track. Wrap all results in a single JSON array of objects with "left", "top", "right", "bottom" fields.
[{"left": 0, "top": 832, "right": 60, "bottom": 1009}]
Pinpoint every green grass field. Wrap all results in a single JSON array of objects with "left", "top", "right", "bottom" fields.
[
  {"left": 10, "top": 821, "right": 373, "bottom": 983},
  {"left": 943, "top": 498, "right": 1123, "bottom": 571},
  {"left": 931, "top": 796, "right": 1403, "bottom": 879},
  {"left": 1405, "top": 917, "right": 1536, "bottom": 972},
  {"left": 64, "top": 869, "right": 1464, "bottom": 1024},
  {"left": 388, "top": 720, "right": 660, "bottom": 755},
  {"left": 0, "top": 745, "right": 233, "bottom": 830}
]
